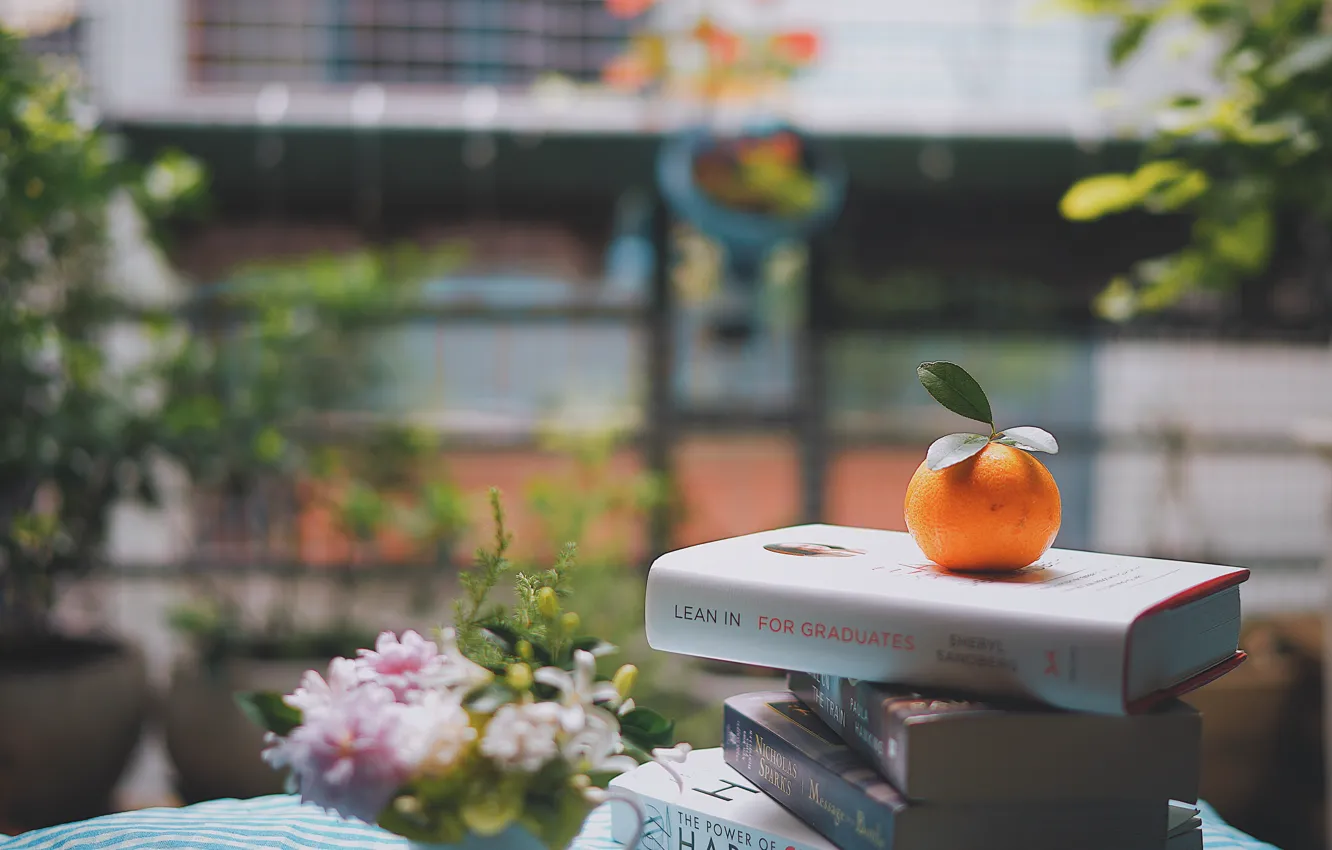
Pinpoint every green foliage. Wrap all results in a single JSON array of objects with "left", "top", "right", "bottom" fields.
[
  {"left": 234, "top": 691, "right": 302, "bottom": 737},
  {"left": 447, "top": 488, "right": 677, "bottom": 760},
  {"left": 0, "top": 29, "right": 204, "bottom": 637},
  {"left": 525, "top": 426, "right": 669, "bottom": 563},
  {"left": 521, "top": 426, "right": 705, "bottom": 749},
  {"left": 1059, "top": 0, "right": 1332, "bottom": 319},
  {"left": 167, "top": 593, "right": 379, "bottom": 671},
  {"left": 336, "top": 481, "right": 391, "bottom": 543},
  {"left": 916, "top": 361, "right": 995, "bottom": 430},
  {"left": 454, "top": 488, "right": 518, "bottom": 669},
  {"left": 403, "top": 477, "right": 471, "bottom": 561},
  {"left": 161, "top": 248, "right": 456, "bottom": 493},
  {"left": 917, "top": 362, "right": 1059, "bottom": 470},
  {"left": 452, "top": 488, "right": 597, "bottom": 675},
  {"left": 159, "top": 244, "right": 463, "bottom": 659}
]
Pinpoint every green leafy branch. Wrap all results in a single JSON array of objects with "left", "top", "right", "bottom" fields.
[
  {"left": 917, "top": 361, "right": 1060, "bottom": 470},
  {"left": 1058, "top": 0, "right": 1332, "bottom": 320},
  {"left": 453, "top": 488, "right": 515, "bottom": 669}
]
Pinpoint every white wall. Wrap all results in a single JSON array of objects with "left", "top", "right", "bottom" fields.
[
  {"left": 84, "top": 0, "right": 185, "bottom": 114},
  {"left": 1092, "top": 340, "right": 1332, "bottom": 564}
]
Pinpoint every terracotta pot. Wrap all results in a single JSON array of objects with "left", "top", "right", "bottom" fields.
[
  {"left": 163, "top": 657, "right": 320, "bottom": 803},
  {"left": 0, "top": 636, "right": 148, "bottom": 830}
]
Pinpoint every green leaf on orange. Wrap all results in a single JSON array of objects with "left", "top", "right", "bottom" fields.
[
  {"left": 917, "top": 361, "right": 993, "bottom": 428},
  {"left": 994, "top": 426, "right": 1059, "bottom": 454},
  {"left": 926, "top": 433, "right": 990, "bottom": 471}
]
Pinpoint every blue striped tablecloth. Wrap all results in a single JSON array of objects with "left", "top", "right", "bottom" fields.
[{"left": 0, "top": 795, "right": 1279, "bottom": 850}]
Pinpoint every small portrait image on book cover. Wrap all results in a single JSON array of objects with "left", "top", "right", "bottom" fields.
[{"left": 764, "top": 542, "right": 867, "bottom": 558}]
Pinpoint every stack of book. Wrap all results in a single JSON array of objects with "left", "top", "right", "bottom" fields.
[{"left": 610, "top": 524, "right": 1251, "bottom": 850}]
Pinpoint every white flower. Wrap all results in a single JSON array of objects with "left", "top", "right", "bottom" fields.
[
  {"left": 397, "top": 690, "right": 478, "bottom": 776},
  {"left": 562, "top": 705, "right": 636, "bottom": 778},
  {"left": 284, "top": 657, "right": 360, "bottom": 716},
  {"left": 650, "top": 743, "right": 694, "bottom": 792},
  {"left": 479, "top": 701, "right": 563, "bottom": 773},
  {"left": 533, "top": 650, "right": 619, "bottom": 733}
]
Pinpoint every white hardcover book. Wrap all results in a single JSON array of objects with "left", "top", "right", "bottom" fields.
[
  {"left": 610, "top": 749, "right": 1204, "bottom": 850},
  {"left": 610, "top": 748, "right": 837, "bottom": 850},
  {"left": 644, "top": 525, "right": 1249, "bottom": 713}
]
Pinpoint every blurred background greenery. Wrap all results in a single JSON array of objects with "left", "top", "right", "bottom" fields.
[{"left": 2, "top": 2, "right": 1332, "bottom": 848}]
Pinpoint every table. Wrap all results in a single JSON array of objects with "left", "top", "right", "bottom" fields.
[{"left": 0, "top": 795, "right": 1280, "bottom": 849}]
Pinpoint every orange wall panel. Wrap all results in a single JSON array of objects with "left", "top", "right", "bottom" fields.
[
  {"left": 825, "top": 448, "right": 921, "bottom": 532},
  {"left": 671, "top": 435, "right": 801, "bottom": 548}
]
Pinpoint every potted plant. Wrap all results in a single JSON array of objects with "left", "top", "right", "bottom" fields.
[
  {"left": 158, "top": 248, "right": 466, "bottom": 802},
  {"left": 0, "top": 27, "right": 205, "bottom": 829},
  {"left": 240, "top": 489, "right": 684, "bottom": 849},
  {"left": 658, "top": 123, "right": 845, "bottom": 277}
]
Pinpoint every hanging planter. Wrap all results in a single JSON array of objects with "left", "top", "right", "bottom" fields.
[{"left": 656, "top": 121, "right": 846, "bottom": 282}]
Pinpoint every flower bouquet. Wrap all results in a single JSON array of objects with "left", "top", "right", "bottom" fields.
[{"left": 238, "top": 490, "right": 683, "bottom": 850}]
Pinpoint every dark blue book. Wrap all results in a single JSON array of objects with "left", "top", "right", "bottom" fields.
[{"left": 723, "top": 691, "right": 1167, "bottom": 850}]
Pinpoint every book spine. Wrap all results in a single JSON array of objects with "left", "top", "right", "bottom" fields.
[
  {"left": 613, "top": 798, "right": 827, "bottom": 850},
  {"left": 789, "top": 673, "right": 903, "bottom": 790},
  {"left": 646, "top": 567, "right": 1127, "bottom": 713},
  {"left": 724, "top": 702, "right": 893, "bottom": 850}
]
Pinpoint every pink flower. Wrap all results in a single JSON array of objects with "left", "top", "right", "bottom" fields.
[
  {"left": 285, "top": 657, "right": 360, "bottom": 715},
  {"left": 417, "top": 628, "right": 493, "bottom": 695},
  {"left": 263, "top": 682, "right": 411, "bottom": 824},
  {"left": 355, "top": 630, "right": 440, "bottom": 700}
]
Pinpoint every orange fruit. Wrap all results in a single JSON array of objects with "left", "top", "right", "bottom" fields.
[{"left": 903, "top": 441, "right": 1061, "bottom": 571}]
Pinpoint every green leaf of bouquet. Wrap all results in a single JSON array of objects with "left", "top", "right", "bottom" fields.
[
  {"left": 619, "top": 707, "right": 675, "bottom": 748},
  {"left": 584, "top": 770, "right": 624, "bottom": 790},
  {"left": 994, "top": 426, "right": 1060, "bottom": 455},
  {"left": 916, "top": 362, "right": 993, "bottom": 427},
  {"left": 535, "top": 787, "right": 596, "bottom": 850},
  {"left": 234, "top": 691, "right": 301, "bottom": 736},
  {"left": 478, "top": 624, "right": 519, "bottom": 653},
  {"left": 925, "top": 433, "right": 990, "bottom": 471},
  {"left": 460, "top": 777, "right": 524, "bottom": 838}
]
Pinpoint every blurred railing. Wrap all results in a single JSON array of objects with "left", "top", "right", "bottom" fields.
[{"left": 186, "top": 0, "right": 634, "bottom": 86}]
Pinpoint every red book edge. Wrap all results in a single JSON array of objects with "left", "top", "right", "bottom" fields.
[
  {"left": 1121, "top": 568, "right": 1250, "bottom": 713},
  {"left": 1135, "top": 568, "right": 1250, "bottom": 619},
  {"left": 1124, "top": 650, "right": 1247, "bottom": 714}
]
